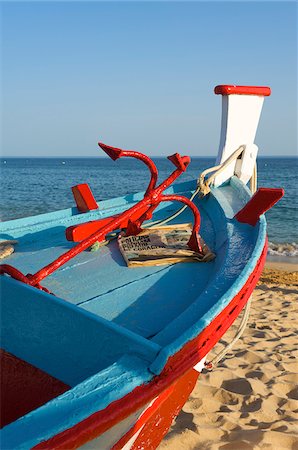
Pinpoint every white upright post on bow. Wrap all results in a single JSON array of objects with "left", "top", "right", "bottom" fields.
[{"left": 213, "top": 85, "right": 271, "bottom": 187}]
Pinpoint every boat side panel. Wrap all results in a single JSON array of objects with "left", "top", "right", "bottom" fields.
[
  {"left": 1, "top": 277, "right": 160, "bottom": 386},
  {"left": 80, "top": 406, "right": 147, "bottom": 450}
]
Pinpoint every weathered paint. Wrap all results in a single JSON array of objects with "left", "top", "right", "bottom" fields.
[
  {"left": 1, "top": 355, "right": 154, "bottom": 449},
  {"left": 0, "top": 83, "right": 280, "bottom": 449},
  {"left": 1, "top": 277, "right": 160, "bottom": 386}
]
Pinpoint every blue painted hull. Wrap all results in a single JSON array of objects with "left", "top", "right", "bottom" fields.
[{"left": 0, "top": 176, "right": 266, "bottom": 449}]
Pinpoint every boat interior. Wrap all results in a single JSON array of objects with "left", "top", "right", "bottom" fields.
[{"left": 1, "top": 178, "right": 263, "bottom": 430}]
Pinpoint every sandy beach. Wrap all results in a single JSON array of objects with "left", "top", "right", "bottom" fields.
[{"left": 159, "top": 262, "right": 298, "bottom": 450}]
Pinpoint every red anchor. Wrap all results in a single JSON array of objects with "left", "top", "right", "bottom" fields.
[
  {"left": 0, "top": 143, "right": 202, "bottom": 291},
  {"left": 67, "top": 142, "right": 202, "bottom": 251}
]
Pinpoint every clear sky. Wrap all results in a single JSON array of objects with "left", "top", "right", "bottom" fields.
[{"left": 1, "top": 1, "right": 297, "bottom": 157}]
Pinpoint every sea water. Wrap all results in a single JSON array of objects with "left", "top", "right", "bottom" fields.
[{"left": 1, "top": 157, "right": 297, "bottom": 261}]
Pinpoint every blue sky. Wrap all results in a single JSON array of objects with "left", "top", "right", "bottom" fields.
[{"left": 1, "top": 1, "right": 297, "bottom": 157}]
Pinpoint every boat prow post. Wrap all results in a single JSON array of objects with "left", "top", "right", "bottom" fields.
[{"left": 213, "top": 84, "right": 271, "bottom": 187}]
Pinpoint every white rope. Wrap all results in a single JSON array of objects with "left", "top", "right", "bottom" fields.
[
  {"left": 0, "top": 240, "right": 18, "bottom": 259},
  {"left": 204, "top": 164, "right": 257, "bottom": 370},
  {"left": 198, "top": 145, "right": 246, "bottom": 197},
  {"left": 206, "top": 297, "right": 253, "bottom": 370}
]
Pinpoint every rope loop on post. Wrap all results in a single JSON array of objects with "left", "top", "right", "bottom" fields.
[{"left": 198, "top": 145, "right": 246, "bottom": 197}]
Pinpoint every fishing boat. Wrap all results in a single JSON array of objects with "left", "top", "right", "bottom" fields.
[{"left": 0, "top": 85, "right": 283, "bottom": 449}]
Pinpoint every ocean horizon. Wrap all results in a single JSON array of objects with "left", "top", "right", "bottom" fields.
[
  {"left": 1, "top": 156, "right": 297, "bottom": 261},
  {"left": 1, "top": 155, "right": 296, "bottom": 159}
]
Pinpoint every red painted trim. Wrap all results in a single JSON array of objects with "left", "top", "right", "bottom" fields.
[
  {"left": 214, "top": 85, "right": 271, "bottom": 96},
  {"left": 111, "top": 383, "right": 176, "bottom": 449},
  {"left": 33, "top": 241, "right": 267, "bottom": 449},
  {"left": 235, "top": 188, "right": 284, "bottom": 226},
  {"left": 112, "top": 368, "right": 198, "bottom": 449},
  {"left": 160, "top": 239, "right": 267, "bottom": 375},
  {"left": 131, "top": 368, "right": 199, "bottom": 450},
  {"left": 71, "top": 184, "right": 98, "bottom": 213}
]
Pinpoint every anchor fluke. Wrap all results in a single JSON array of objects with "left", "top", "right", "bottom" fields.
[
  {"left": 98, "top": 142, "right": 123, "bottom": 161},
  {"left": 168, "top": 153, "right": 191, "bottom": 172}
]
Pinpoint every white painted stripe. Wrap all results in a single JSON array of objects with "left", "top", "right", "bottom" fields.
[{"left": 193, "top": 356, "right": 207, "bottom": 372}]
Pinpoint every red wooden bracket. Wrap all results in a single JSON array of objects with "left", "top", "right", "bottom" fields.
[
  {"left": 66, "top": 204, "right": 149, "bottom": 242},
  {"left": 66, "top": 216, "right": 119, "bottom": 242},
  {"left": 72, "top": 184, "right": 98, "bottom": 213},
  {"left": 235, "top": 188, "right": 284, "bottom": 226}
]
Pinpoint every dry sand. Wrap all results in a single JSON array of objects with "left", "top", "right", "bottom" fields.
[{"left": 158, "top": 263, "right": 298, "bottom": 450}]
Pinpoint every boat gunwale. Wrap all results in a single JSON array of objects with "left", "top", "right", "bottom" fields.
[{"left": 0, "top": 180, "right": 196, "bottom": 236}]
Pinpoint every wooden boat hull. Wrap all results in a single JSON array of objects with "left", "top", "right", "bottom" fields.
[
  {"left": 35, "top": 241, "right": 267, "bottom": 450},
  {"left": 1, "top": 174, "right": 271, "bottom": 449},
  {"left": 1, "top": 83, "right": 285, "bottom": 449}
]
